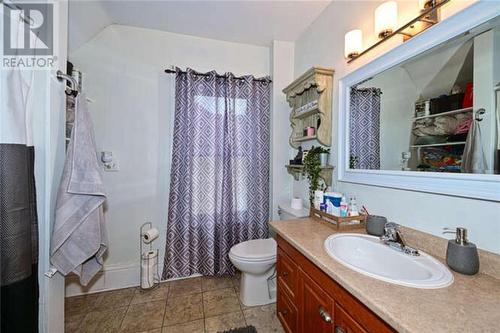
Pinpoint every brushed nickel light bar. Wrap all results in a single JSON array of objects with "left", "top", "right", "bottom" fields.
[{"left": 347, "top": 0, "right": 451, "bottom": 63}]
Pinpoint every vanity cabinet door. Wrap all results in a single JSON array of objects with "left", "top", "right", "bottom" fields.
[
  {"left": 298, "top": 268, "right": 335, "bottom": 333},
  {"left": 277, "top": 246, "right": 298, "bottom": 299},
  {"left": 277, "top": 285, "right": 298, "bottom": 333},
  {"left": 334, "top": 303, "right": 368, "bottom": 333}
]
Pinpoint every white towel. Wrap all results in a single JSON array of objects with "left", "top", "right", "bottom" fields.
[{"left": 50, "top": 93, "right": 108, "bottom": 286}]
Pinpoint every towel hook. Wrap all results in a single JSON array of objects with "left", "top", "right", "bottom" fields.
[
  {"left": 475, "top": 108, "right": 485, "bottom": 122},
  {"left": 56, "top": 70, "right": 79, "bottom": 97}
]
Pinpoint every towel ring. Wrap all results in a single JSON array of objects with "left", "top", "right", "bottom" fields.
[
  {"left": 56, "top": 70, "right": 79, "bottom": 97},
  {"left": 475, "top": 108, "right": 485, "bottom": 122}
]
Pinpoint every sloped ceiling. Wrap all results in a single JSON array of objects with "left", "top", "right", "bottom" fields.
[
  {"left": 68, "top": 0, "right": 332, "bottom": 52},
  {"left": 402, "top": 38, "right": 473, "bottom": 99}
]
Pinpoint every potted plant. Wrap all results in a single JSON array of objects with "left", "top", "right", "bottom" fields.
[
  {"left": 302, "top": 146, "right": 327, "bottom": 203},
  {"left": 318, "top": 147, "right": 330, "bottom": 166}
]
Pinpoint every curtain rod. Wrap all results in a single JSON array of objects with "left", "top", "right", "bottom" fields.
[{"left": 164, "top": 69, "right": 272, "bottom": 83}]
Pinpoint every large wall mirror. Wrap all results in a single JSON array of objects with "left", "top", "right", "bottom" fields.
[{"left": 338, "top": 3, "right": 500, "bottom": 201}]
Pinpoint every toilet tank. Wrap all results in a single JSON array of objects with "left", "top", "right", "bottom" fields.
[{"left": 277, "top": 204, "right": 309, "bottom": 220}]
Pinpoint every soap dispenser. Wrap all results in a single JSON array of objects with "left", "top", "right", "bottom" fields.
[{"left": 443, "top": 227, "right": 479, "bottom": 275}]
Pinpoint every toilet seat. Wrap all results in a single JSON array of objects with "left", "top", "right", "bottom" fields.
[{"left": 229, "top": 238, "right": 276, "bottom": 262}]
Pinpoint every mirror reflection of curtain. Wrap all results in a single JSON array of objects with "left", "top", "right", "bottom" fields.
[
  {"left": 349, "top": 87, "right": 382, "bottom": 169},
  {"left": 162, "top": 68, "right": 271, "bottom": 279}
]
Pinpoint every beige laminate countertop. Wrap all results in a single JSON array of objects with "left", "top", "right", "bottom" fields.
[{"left": 270, "top": 218, "right": 500, "bottom": 333}]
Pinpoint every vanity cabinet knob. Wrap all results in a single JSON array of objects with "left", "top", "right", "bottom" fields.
[
  {"left": 335, "top": 326, "right": 346, "bottom": 333},
  {"left": 280, "top": 309, "right": 288, "bottom": 316},
  {"left": 281, "top": 271, "right": 289, "bottom": 277},
  {"left": 319, "top": 306, "right": 332, "bottom": 323}
]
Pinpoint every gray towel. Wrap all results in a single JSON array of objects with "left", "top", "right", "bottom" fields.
[
  {"left": 461, "top": 119, "right": 487, "bottom": 174},
  {"left": 50, "top": 93, "right": 107, "bottom": 286}
]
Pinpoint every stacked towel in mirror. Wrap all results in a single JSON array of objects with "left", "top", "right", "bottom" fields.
[
  {"left": 413, "top": 113, "right": 471, "bottom": 137},
  {"left": 418, "top": 147, "right": 463, "bottom": 172}
]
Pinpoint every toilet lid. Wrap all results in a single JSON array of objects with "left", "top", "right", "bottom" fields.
[{"left": 230, "top": 238, "right": 277, "bottom": 261}]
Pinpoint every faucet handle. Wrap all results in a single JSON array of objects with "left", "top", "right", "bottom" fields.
[
  {"left": 381, "top": 222, "right": 399, "bottom": 241},
  {"left": 385, "top": 222, "right": 399, "bottom": 229}
]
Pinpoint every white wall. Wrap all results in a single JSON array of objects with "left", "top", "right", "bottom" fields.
[
  {"left": 67, "top": 25, "right": 271, "bottom": 295},
  {"left": 293, "top": 0, "right": 500, "bottom": 254},
  {"left": 35, "top": 2, "right": 68, "bottom": 331},
  {"left": 270, "top": 41, "right": 294, "bottom": 220}
]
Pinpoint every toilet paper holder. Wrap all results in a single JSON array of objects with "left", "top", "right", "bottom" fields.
[{"left": 140, "top": 222, "right": 160, "bottom": 290}]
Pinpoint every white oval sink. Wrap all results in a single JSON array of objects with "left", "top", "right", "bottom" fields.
[{"left": 324, "top": 234, "right": 453, "bottom": 289}]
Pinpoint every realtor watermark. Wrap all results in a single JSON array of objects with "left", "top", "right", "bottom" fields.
[{"left": 2, "top": 2, "right": 56, "bottom": 69}]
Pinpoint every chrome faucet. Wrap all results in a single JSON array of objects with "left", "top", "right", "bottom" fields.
[{"left": 380, "top": 223, "right": 420, "bottom": 256}]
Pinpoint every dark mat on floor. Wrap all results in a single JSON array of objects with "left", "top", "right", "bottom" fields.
[{"left": 219, "top": 325, "right": 257, "bottom": 333}]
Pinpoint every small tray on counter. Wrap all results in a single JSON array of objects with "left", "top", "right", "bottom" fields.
[{"left": 310, "top": 207, "right": 367, "bottom": 231}]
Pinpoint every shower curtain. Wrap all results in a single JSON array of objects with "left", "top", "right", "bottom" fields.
[
  {"left": 0, "top": 59, "right": 39, "bottom": 332},
  {"left": 162, "top": 68, "right": 271, "bottom": 278},
  {"left": 349, "top": 87, "right": 382, "bottom": 169}
]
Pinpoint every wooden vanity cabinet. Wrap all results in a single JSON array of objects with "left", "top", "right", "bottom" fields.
[{"left": 276, "top": 235, "right": 395, "bottom": 333}]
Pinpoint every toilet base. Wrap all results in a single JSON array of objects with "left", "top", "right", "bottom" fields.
[{"left": 239, "top": 267, "right": 276, "bottom": 306}]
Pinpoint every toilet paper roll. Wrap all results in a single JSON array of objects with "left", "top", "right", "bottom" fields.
[
  {"left": 142, "top": 228, "right": 159, "bottom": 244},
  {"left": 291, "top": 197, "right": 303, "bottom": 210},
  {"left": 141, "top": 250, "right": 158, "bottom": 289}
]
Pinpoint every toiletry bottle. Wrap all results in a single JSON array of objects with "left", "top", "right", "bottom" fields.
[
  {"left": 340, "top": 196, "right": 348, "bottom": 217},
  {"left": 348, "top": 197, "right": 360, "bottom": 224},
  {"left": 326, "top": 200, "right": 334, "bottom": 215},
  {"left": 443, "top": 227, "right": 479, "bottom": 275},
  {"left": 314, "top": 190, "right": 324, "bottom": 210},
  {"left": 348, "top": 197, "right": 359, "bottom": 217}
]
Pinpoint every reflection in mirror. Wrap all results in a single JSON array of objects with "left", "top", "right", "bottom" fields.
[{"left": 349, "top": 16, "right": 500, "bottom": 174}]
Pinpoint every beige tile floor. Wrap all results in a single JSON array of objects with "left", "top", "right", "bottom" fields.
[{"left": 65, "top": 274, "right": 284, "bottom": 333}]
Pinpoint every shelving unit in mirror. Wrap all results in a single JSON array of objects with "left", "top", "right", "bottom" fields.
[
  {"left": 410, "top": 102, "right": 473, "bottom": 172},
  {"left": 283, "top": 67, "right": 334, "bottom": 148}
]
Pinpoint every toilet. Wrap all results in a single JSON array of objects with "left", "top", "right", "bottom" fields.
[{"left": 229, "top": 204, "right": 309, "bottom": 306}]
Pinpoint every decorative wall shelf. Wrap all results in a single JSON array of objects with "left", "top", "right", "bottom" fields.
[
  {"left": 283, "top": 67, "right": 334, "bottom": 148},
  {"left": 285, "top": 164, "right": 334, "bottom": 186},
  {"left": 293, "top": 135, "right": 318, "bottom": 143}
]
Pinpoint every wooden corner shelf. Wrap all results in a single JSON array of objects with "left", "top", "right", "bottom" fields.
[
  {"left": 285, "top": 164, "right": 334, "bottom": 186},
  {"left": 292, "top": 135, "right": 318, "bottom": 143},
  {"left": 283, "top": 67, "right": 334, "bottom": 148},
  {"left": 294, "top": 107, "right": 320, "bottom": 119}
]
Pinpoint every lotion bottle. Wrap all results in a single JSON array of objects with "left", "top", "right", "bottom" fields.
[{"left": 340, "top": 196, "right": 348, "bottom": 217}]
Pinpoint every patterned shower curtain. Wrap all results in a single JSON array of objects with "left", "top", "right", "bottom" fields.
[
  {"left": 162, "top": 68, "right": 271, "bottom": 279},
  {"left": 349, "top": 87, "right": 382, "bottom": 169},
  {"left": 1, "top": 50, "right": 39, "bottom": 332}
]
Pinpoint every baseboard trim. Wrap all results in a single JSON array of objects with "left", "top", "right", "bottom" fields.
[{"left": 65, "top": 263, "right": 202, "bottom": 297}]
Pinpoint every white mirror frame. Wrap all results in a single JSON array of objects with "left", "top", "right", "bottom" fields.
[{"left": 338, "top": 2, "right": 500, "bottom": 202}]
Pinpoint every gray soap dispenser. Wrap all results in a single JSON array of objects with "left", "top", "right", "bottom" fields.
[{"left": 443, "top": 227, "right": 479, "bottom": 275}]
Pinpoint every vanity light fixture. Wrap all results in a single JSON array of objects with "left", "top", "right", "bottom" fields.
[
  {"left": 346, "top": 0, "right": 450, "bottom": 63},
  {"left": 344, "top": 30, "right": 363, "bottom": 60},
  {"left": 375, "top": 1, "right": 398, "bottom": 39}
]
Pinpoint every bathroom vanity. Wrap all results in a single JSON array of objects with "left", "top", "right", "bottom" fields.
[
  {"left": 276, "top": 233, "right": 394, "bottom": 333},
  {"left": 271, "top": 218, "right": 500, "bottom": 333}
]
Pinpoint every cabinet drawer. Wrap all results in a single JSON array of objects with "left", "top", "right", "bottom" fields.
[
  {"left": 277, "top": 246, "right": 298, "bottom": 299},
  {"left": 277, "top": 286, "right": 298, "bottom": 333},
  {"left": 334, "top": 303, "right": 368, "bottom": 333}
]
